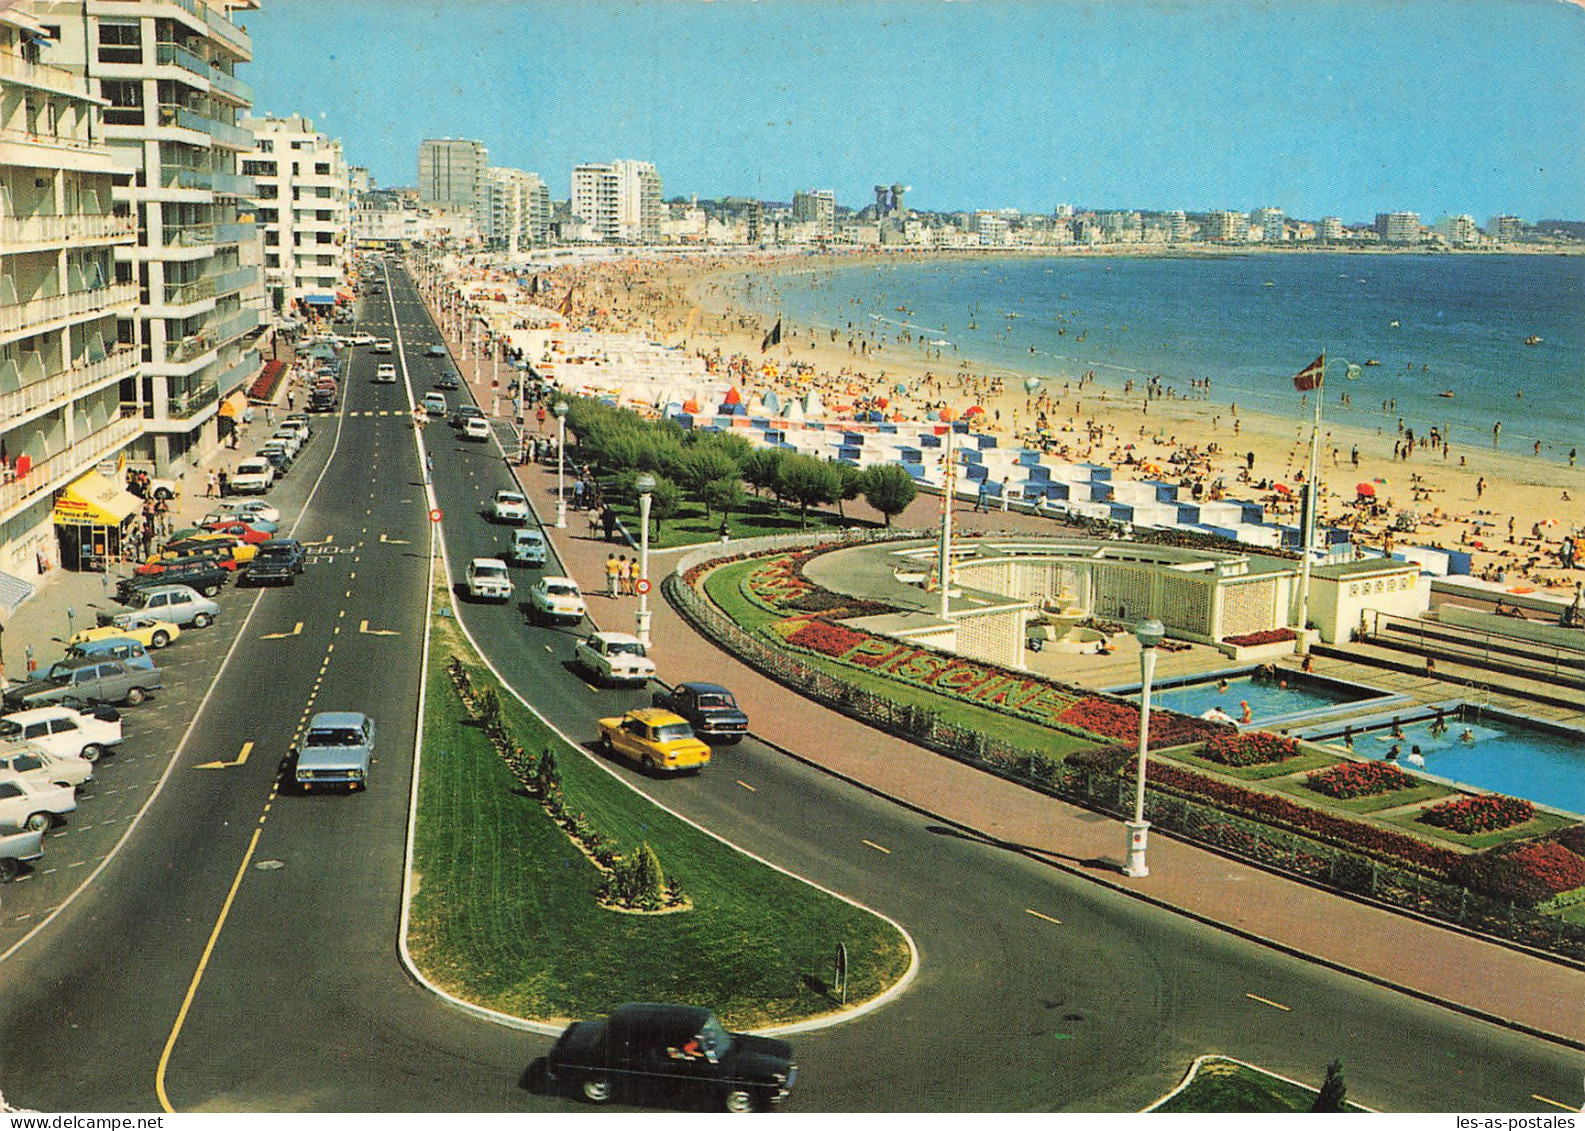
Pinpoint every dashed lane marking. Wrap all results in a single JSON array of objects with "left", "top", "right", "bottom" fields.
[
  {"left": 1025, "top": 908, "right": 1062, "bottom": 925},
  {"left": 861, "top": 839, "right": 891, "bottom": 855},
  {"left": 1245, "top": 993, "right": 1291, "bottom": 1012}
]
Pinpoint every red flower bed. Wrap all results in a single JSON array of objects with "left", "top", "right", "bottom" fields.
[
  {"left": 1307, "top": 760, "right": 1419, "bottom": 799},
  {"left": 1200, "top": 731, "right": 1300, "bottom": 768},
  {"left": 1222, "top": 628, "right": 1297, "bottom": 647},
  {"left": 1417, "top": 794, "right": 1535, "bottom": 834},
  {"left": 1453, "top": 840, "right": 1585, "bottom": 905},
  {"left": 1057, "top": 697, "right": 1228, "bottom": 748},
  {"left": 784, "top": 620, "right": 867, "bottom": 658},
  {"left": 1148, "top": 762, "right": 1462, "bottom": 875}
]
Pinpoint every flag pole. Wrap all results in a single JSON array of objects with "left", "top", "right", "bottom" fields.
[{"left": 1296, "top": 350, "right": 1324, "bottom": 654}]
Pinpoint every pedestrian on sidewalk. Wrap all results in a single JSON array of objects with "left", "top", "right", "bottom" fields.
[
  {"left": 606, "top": 554, "right": 621, "bottom": 598},
  {"left": 205, "top": 471, "right": 218, "bottom": 498},
  {"left": 628, "top": 555, "right": 642, "bottom": 595},
  {"left": 217, "top": 469, "right": 228, "bottom": 498},
  {"left": 602, "top": 507, "right": 617, "bottom": 542},
  {"left": 617, "top": 554, "right": 631, "bottom": 596}
]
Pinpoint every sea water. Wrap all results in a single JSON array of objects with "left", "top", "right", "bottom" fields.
[{"left": 739, "top": 253, "right": 1585, "bottom": 462}]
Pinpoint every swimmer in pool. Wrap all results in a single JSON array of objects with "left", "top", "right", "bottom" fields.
[
  {"left": 1239, "top": 700, "right": 1253, "bottom": 724},
  {"left": 1460, "top": 727, "right": 1475, "bottom": 743}
]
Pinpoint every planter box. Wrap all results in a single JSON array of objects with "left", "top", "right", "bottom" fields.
[{"left": 1217, "top": 630, "right": 1316, "bottom": 662}]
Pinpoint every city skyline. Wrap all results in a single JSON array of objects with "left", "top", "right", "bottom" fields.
[{"left": 247, "top": 0, "right": 1585, "bottom": 222}]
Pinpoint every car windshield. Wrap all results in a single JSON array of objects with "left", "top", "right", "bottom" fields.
[
  {"left": 499, "top": 494, "right": 524, "bottom": 505},
  {"left": 0, "top": 720, "right": 19, "bottom": 739},
  {"left": 474, "top": 566, "right": 507, "bottom": 579},
  {"left": 306, "top": 728, "right": 363, "bottom": 747},
  {"left": 547, "top": 584, "right": 578, "bottom": 597},
  {"left": 609, "top": 641, "right": 646, "bottom": 657},
  {"left": 654, "top": 723, "right": 695, "bottom": 743}
]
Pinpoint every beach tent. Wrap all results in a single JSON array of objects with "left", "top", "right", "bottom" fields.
[
  {"left": 784, "top": 400, "right": 805, "bottom": 424},
  {"left": 802, "top": 390, "right": 824, "bottom": 417},
  {"left": 723, "top": 386, "right": 743, "bottom": 406},
  {"left": 763, "top": 390, "right": 782, "bottom": 414}
]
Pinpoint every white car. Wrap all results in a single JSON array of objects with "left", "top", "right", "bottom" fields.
[
  {"left": 574, "top": 631, "right": 656, "bottom": 686},
  {"left": 375, "top": 363, "right": 397, "bottom": 384},
  {"left": 352, "top": 333, "right": 376, "bottom": 346},
  {"left": 0, "top": 705, "right": 122, "bottom": 763},
  {"left": 0, "top": 774, "right": 77, "bottom": 833},
  {"left": 210, "top": 498, "right": 280, "bottom": 524},
  {"left": 0, "top": 742, "right": 93, "bottom": 789},
  {"left": 269, "top": 428, "right": 302, "bottom": 456},
  {"left": 373, "top": 338, "right": 393, "bottom": 353},
  {"left": 529, "top": 576, "right": 586, "bottom": 624},
  {"left": 492, "top": 490, "right": 529, "bottom": 524},
  {"left": 422, "top": 392, "right": 447, "bottom": 416},
  {"left": 463, "top": 416, "right": 491, "bottom": 442},
  {"left": 465, "top": 557, "right": 513, "bottom": 602},
  {"left": 229, "top": 457, "right": 275, "bottom": 494}
]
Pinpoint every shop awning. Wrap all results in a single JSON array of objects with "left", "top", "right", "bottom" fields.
[
  {"left": 302, "top": 294, "right": 336, "bottom": 306},
  {"left": 54, "top": 471, "right": 140, "bottom": 528}
]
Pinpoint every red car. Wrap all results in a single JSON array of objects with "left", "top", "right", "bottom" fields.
[
  {"left": 135, "top": 550, "right": 236, "bottom": 577},
  {"left": 201, "top": 519, "right": 272, "bottom": 545}
]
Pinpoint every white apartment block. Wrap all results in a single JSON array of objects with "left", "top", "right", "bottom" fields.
[
  {"left": 242, "top": 113, "right": 350, "bottom": 313},
  {"left": 972, "top": 210, "right": 1009, "bottom": 246},
  {"left": 1375, "top": 211, "right": 1422, "bottom": 244},
  {"left": 570, "top": 159, "right": 661, "bottom": 243},
  {"left": 38, "top": 0, "right": 266, "bottom": 478},
  {"left": 1204, "top": 210, "right": 1250, "bottom": 242},
  {"left": 1250, "top": 207, "right": 1285, "bottom": 242},
  {"left": 1485, "top": 214, "right": 1523, "bottom": 241},
  {"left": 2, "top": 2, "right": 143, "bottom": 589},
  {"left": 418, "top": 136, "right": 487, "bottom": 226},
  {"left": 1164, "top": 210, "right": 1190, "bottom": 242},
  {"left": 791, "top": 189, "right": 834, "bottom": 237},
  {"left": 1319, "top": 216, "right": 1345, "bottom": 241},
  {"left": 483, "top": 165, "right": 550, "bottom": 252},
  {"left": 1432, "top": 213, "right": 1480, "bottom": 246}
]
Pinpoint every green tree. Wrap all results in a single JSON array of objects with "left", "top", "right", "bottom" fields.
[
  {"left": 741, "top": 448, "right": 783, "bottom": 498},
  {"left": 1311, "top": 1060, "right": 1346, "bottom": 1113},
  {"left": 775, "top": 453, "right": 842, "bottom": 529},
  {"left": 645, "top": 475, "right": 682, "bottom": 539},
  {"left": 700, "top": 475, "right": 745, "bottom": 522},
  {"left": 679, "top": 446, "right": 740, "bottom": 494},
  {"left": 835, "top": 462, "right": 866, "bottom": 520},
  {"left": 861, "top": 464, "right": 918, "bottom": 526}
]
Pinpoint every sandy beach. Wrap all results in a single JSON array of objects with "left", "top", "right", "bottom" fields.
[{"left": 524, "top": 249, "right": 1584, "bottom": 601}]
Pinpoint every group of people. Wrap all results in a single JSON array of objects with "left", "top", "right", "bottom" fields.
[{"left": 603, "top": 552, "right": 643, "bottom": 598}]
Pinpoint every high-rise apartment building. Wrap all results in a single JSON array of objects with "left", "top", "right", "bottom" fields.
[
  {"left": 37, "top": 0, "right": 265, "bottom": 478},
  {"left": 1375, "top": 212, "right": 1422, "bottom": 244},
  {"left": 1250, "top": 207, "right": 1285, "bottom": 242},
  {"left": 1432, "top": 214, "right": 1480, "bottom": 246},
  {"left": 1319, "top": 216, "right": 1345, "bottom": 241},
  {"left": 1204, "top": 210, "right": 1250, "bottom": 242},
  {"left": 2, "top": 2, "right": 143, "bottom": 586},
  {"left": 1485, "top": 214, "right": 1523, "bottom": 242},
  {"left": 418, "top": 137, "right": 487, "bottom": 224},
  {"left": 484, "top": 166, "right": 550, "bottom": 252},
  {"left": 570, "top": 159, "right": 661, "bottom": 242},
  {"left": 242, "top": 114, "right": 350, "bottom": 313},
  {"left": 791, "top": 189, "right": 834, "bottom": 237},
  {"left": 1164, "top": 210, "right": 1189, "bottom": 242}
]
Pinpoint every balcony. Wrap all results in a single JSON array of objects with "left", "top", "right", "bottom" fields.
[
  {"left": 0, "top": 346, "right": 139, "bottom": 430},
  {"left": 0, "top": 124, "right": 101, "bottom": 156},
  {"left": 216, "top": 348, "right": 260, "bottom": 396},
  {"left": 160, "top": 166, "right": 212, "bottom": 191},
  {"left": 163, "top": 380, "right": 220, "bottom": 419},
  {"left": 161, "top": 222, "right": 215, "bottom": 248},
  {"left": 0, "top": 48, "right": 94, "bottom": 100},
  {"left": 211, "top": 306, "right": 260, "bottom": 346},
  {"left": 203, "top": 3, "right": 253, "bottom": 60},
  {"left": 212, "top": 220, "right": 256, "bottom": 245},
  {"left": 206, "top": 67, "right": 253, "bottom": 105},
  {"left": 0, "top": 412, "right": 141, "bottom": 523},
  {"left": 0, "top": 282, "right": 137, "bottom": 340},
  {"left": 162, "top": 276, "right": 216, "bottom": 307},
  {"left": 154, "top": 40, "right": 209, "bottom": 79},
  {"left": 0, "top": 212, "right": 138, "bottom": 249},
  {"left": 209, "top": 265, "right": 259, "bottom": 298},
  {"left": 164, "top": 327, "right": 217, "bottom": 366},
  {"left": 209, "top": 172, "right": 255, "bottom": 197}
]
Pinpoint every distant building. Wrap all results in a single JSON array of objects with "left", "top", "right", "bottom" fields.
[
  {"left": 418, "top": 138, "right": 489, "bottom": 224},
  {"left": 242, "top": 114, "right": 351, "bottom": 313},
  {"left": 348, "top": 166, "right": 372, "bottom": 195},
  {"left": 484, "top": 167, "right": 551, "bottom": 251},
  {"left": 1375, "top": 211, "right": 1422, "bottom": 244},
  {"left": 1485, "top": 214, "right": 1524, "bottom": 242},
  {"left": 792, "top": 189, "right": 835, "bottom": 238},
  {"left": 1205, "top": 210, "right": 1250, "bottom": 242},
  {"left": 1054, "top": 203, "right": 1074, "bottom": 219},
  {"left": 570, "top": 160, "right": 662, "bottom": 242},
  {"left": 873, "top": 183, "right": 908, "bottom": 218},
  {"left": 1319, "top": 216, "right": 1345, "bottom": 241},
  {"left": 1164, "top": 210, "right": 1190, "bottom": 242},
  {"left": 1250, "top": 207, "right": 1285, "bottom": 242},
  {"left": 973, "top": 211, "right": 1009, "bottom": 246},
  {"left": 1432, "top": 214, "right": 1480, "bottom": 246}
]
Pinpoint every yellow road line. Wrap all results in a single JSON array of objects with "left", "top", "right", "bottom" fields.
[
  {"left": 1245, "top": 993, "right": 1291, "bottom": 1012},
  {"left": 736, "top": 780, "right": 757, "bottom": 793},
  {"left": 155, "top": 825, "right": 262, "bottom": 1113},
  {"left": 861, "top": 839, "right": 890, "bottom": 855},
  {"left": 1531, "top": 1094, "right": 1577, "bottom": 1112},
  {"left": 1024, "top": 908, "right": 1062, "bottom": 925}
]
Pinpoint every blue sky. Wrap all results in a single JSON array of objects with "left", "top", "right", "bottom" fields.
[{"left": 245, "top": 0, "right": 1585, "bottom": 222}]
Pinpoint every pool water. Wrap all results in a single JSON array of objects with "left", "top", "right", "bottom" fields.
[
  {"left": 1343, "top": 715, "right": 1585, "bottom": 815},
  {"left": 1141, "top": 673, "right": 1377, "bottom": 726}
]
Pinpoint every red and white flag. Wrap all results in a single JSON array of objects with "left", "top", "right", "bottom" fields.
[{"left": 1293, "top": 353, "right": 1324, "bottom": 391}]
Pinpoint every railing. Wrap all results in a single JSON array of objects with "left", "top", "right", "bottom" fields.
[
  {"left": 202, "top": 3, "right": 253, "bottom": 58},
  {"left": 0, "top": 48, "right": 93, "bottom": 99},
  {"left": 212, "top": 221, "right": 256, "bottom": 247},
  {"left": 163, "top": 381, "right": 220, "bottom": 419},
  {"left": 0, "top": 212, "right": 138, "bottom": 246},
  {"left": 0, "top": 125, "right": 100, "bottom": 153},
  {"left": 0, "top": 413, "right": 141, "bottom": 521},
  {"left": 162, "top": 276, "right": 216, "bottom": 307},
  {"left": 162, "top": 222, "right": 215, "bottom": 247},
  {"left": 210, "top": 306, "right": 261, "bottom": 346},
  {"left": 215, "top": 349, "right": 260, "bottom": 396},
  {"left": 205, "top": 67, "right": 252, "bottom": 105},
  {"left": 665, "top": 535, "right": 1585, "bottom": 962},
  {"left": 164, "top": 329, "right": 217, "bottom": 366},
  {"left": 1367, "top": 611, "right": 1585, "bottom": 688},
  {"left": 209, "top": 173, "right": 255, "bottom": 198},
  {"left": 209, "top": 265, "right": 259, "bottom": 297},
  {"left": 160, "top": 166, "right": 212, "bottom": 191},
  {"left": 154, "top": 40, "right": 209, "bottom": 78},
  {"left": 0, "top": 282, "right": 137, "bottom": 337},
  {"left": 0, "top": 347, "right": 139, "bottom": 429}
]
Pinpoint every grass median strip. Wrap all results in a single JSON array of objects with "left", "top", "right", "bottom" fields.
[{"left": 407, "top": 586, "right": 912, "bottom": 1028}]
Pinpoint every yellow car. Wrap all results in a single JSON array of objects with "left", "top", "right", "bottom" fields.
[
  {"left": 597, "top": 708, "right": 712, "bottom": 775},
  {"left": 157, "top": 532, "right": 258, "bottom": 564},
  {"left": 71, "top": 614, "right": 181, "bottom": 650}
]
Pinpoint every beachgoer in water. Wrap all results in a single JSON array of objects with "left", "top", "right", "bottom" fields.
[
  {"left": 1343, "top": 726, "right": 1355, "bottom": 751},
  {"left": 1390, "top": 717, "right": 1405, "bottom": 739},
  {"left": 1239, "top": 700, "right": 1253, "bottom": 724},
  {"left": 1386, "top": 744, "right": 1401, "bottom": 762},
  {"left": 1216, "top": 677, "right": 1230, "bottom": 694},
  {"left": 1430, "top": 708, "right": 1447, "bottom": 737},
  {"left": 1460, "top": 728, "right": 1475, "bottom": 743}
]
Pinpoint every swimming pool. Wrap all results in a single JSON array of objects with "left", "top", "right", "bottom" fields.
[
  {"left": 1314, "top": 709, "right": 1585, "bottom": 816},
  {"left": 1116, "top": 669, "right": 1392, "bottom": 728}
]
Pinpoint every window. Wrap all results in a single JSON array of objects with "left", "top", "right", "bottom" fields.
[
  {"left": 98, "top": 19, "right": 142, "bottom": 64},
  {"left": 241, "top": 159, "right": 276, "bottom": 176},
  {"left": 259, "top": 140, "right": 273, "bottom": 153},
  {"left": 315, "top": 163, "right": 330, "bottom": 176}
]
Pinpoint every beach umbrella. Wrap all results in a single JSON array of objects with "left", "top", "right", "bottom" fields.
[
  {"left": 964, "top": 405, "right": 985, "bottom": 416},
  {"left": 940, "top": 407, "right": 959, "bottom": 423},
  {"left": 1024, "top": 377, "right": 1042, "bottom": 394},
  {"left": 724, "top": 386, "right": 742, "bottom": 405},
  {"left": 1273, "top": 483, "right": 1291, "bottom": 495},
  {"left": 1355, "top": 483, "right": 1376, "bottom": 497},
  {"left": 926, "top": 410, "right": 940, "bottom": 421},
  {"left": 895, "top": 384, "right": 907, "bottom": 396},
  {"left": 875, "top": 397, "right": 889, "bottom": 409}
]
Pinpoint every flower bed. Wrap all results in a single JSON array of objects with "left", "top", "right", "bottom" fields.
[
  {"left": 1222, "top": 628, "right": 1297, "bottom": 647},
  {"left": 1453, "top": 840, "right": 1585, "bottom": 906},
  {"left": 1199, "top": 731, "right": 1301, "bottom": 768},
  {"left": 1306, "top": 760, "right": 1419, "bottom": 799},
  {"left": 1056, "top": 697, "right": 1227, "bottom": 748},
  {"left": 1417, "top": 794, "right": 1536, "bottom": 834}
]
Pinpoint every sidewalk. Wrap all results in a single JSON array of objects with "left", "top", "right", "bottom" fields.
[{"left": 430, "top": 302, "right": 1585, "bottom": 1052}]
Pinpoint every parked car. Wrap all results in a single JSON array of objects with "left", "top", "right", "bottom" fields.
[
  {"left": 451, "top": 404, "right": 484, "bottom": 429},
  {"left": 0, "top": 774, "right": 78, "bottom": 833},
  {"left": 258, "top": 442, "right": 295, "bottom": 475},
  {"left": 283, "top": 414, "right": 313, "bottom": 440},
  {"left": 491, "top": 490, "right": 529, "bottom": 523},
  {"left": 597, "top": 709, "right": 711, "bottom": 775},
  {"left": 240, "top": 539, "right": 306, "bottom": 586},
  {"left": 463, "top": 415, "right": 492, "bottom": 442},
  {"left": 308, "top": 385, "right": 337, "bottom": 413},
  {"left": 422, "top": 391, "right": 447, "bottom": 416},
  {"left": 209, "top": 498, "right": 281, "bottom": 524},
  {"left": 465, "top": 557, "right": 513, "bottom": 602},
  {"left": 529, "top": 576, "right": 586, "bottom": 624},
  {"left": 201, "top": 513, "right": 278, "bottom": 537},
  {"left": 0, "top": 705, "right": 122, "bottom": 763},
  {"left": 65, "top": 637, "right": 155, "bottom": 671},
  {"left": 545, "top": 1003, "right": 795, "bottom": 1112},
  {"left": 70, "top": 615, "right": 180, "bottom": 650},
  {"left": 102, "top": 584, "right": 218, "bottom": 630},
  {"left": 0, "top": 741, "right": 93, "bottom": 789},
  {"left": 268, "top": 428, "right": 303, "bottom": 457},
  {"left": 228, "top": 457, "right": 275, "bottom": 494},
  {"left": 159, "top": 533, "right": 255, "bottom": 565},
  {"left": 511, "top": 528, "right": 548, "bottom": 566},
  {"left": 0, "top": 826, "right": 44, "bottom": 882},
  {"left": 292, "top": 711, "right": 373, "bottom": 792},
  {"left": 575, "top": 632, "right": 656, "bottom": 686},
  {"left": 1, "top": 657, "right": 162, "bottom": 711},
  {"left": 651, "top": 682, "right": 749, "bottom": 744},
  {"left": 375, "top": 363, "right": 397, "bottom": 384},
  {"left": 119, "top": 556, "right": 228, "bottom": 600},
  {"left": 351, "top": 332, "right": 376, "bottom": 346}
]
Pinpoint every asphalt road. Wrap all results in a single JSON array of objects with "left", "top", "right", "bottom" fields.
[{"left": 0, "top": 263, "right": 1578, "bottom": 1113}]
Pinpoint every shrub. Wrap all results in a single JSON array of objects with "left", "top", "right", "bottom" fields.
[
  {"left": 1200, "top": 731, "right": 1300, "bottom": 767},
  {"left": 1223, "top": 628, "right": 1297, "bottom": 647},
  {"left": 1453, "top": 841, "right": 1585, "bottom": 905},
  {"left": 1418, "top": 794, "right": 1535, "bottom": 834},
  {"left": 1307, "top": 760, "right": 1418, "bottom": 799}
]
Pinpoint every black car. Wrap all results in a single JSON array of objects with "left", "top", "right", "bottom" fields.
[
  {"left": 257, "top": 447, "right": 293, "bottom": 475},
  {"left": 434, "top": 371, "right": 459, "bottom": 390},
  {"left": 117, "top": 557, "right": 228, "bottom": 601},
  {"left": 545, "top": 1003, "right": 795, "bottom": 1113},
  {"left": 651, "top": 682, "right": 749, "bottom": 744},
  {"left": 240, "top": 539, "right": 306, "bottom": 586}
]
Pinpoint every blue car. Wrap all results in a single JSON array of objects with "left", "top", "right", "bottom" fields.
[{"left": 65, "top": 637, "right": 156, "bottom": 671}]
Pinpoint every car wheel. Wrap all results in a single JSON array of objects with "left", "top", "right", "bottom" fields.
[
  {"left": 25, "top": 812, "right": 52, "bottom": 833},
  {"left": 723, "top": 735, "right": 744, "bottom": 746},
  {"left": 192, "top": 613, "right": 213, "bottom": 628},
  {"left": 80, "top": 743, "right": 103, "bottom": 763},
  {"left": 580, "top": 1077, "right": 611, "bottom": 1105},
  {"left": 151, "top": 630, "right": 171, "bottom": 648},
  {"left": 124, "top": 686, "right": 146, "bottom": 706},
  {"left": 202, "top": 584, "right": 220, "bottom": 597},
  {"left": 0, "top": 858, "right": 19, "bottom": 883},
  {"left": 723, "top": 1089, "right": 758, "bottom": 1114}
]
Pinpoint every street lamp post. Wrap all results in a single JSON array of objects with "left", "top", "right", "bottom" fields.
[
  {"left": 1124, "top": 617, "right": 1166, "bottom": 878},
  {"left": 635, "top": 473, "right": 655, "bottom": 646},
  {"left": 554, "top": 400, "right": 569, "bottom": 529}
]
